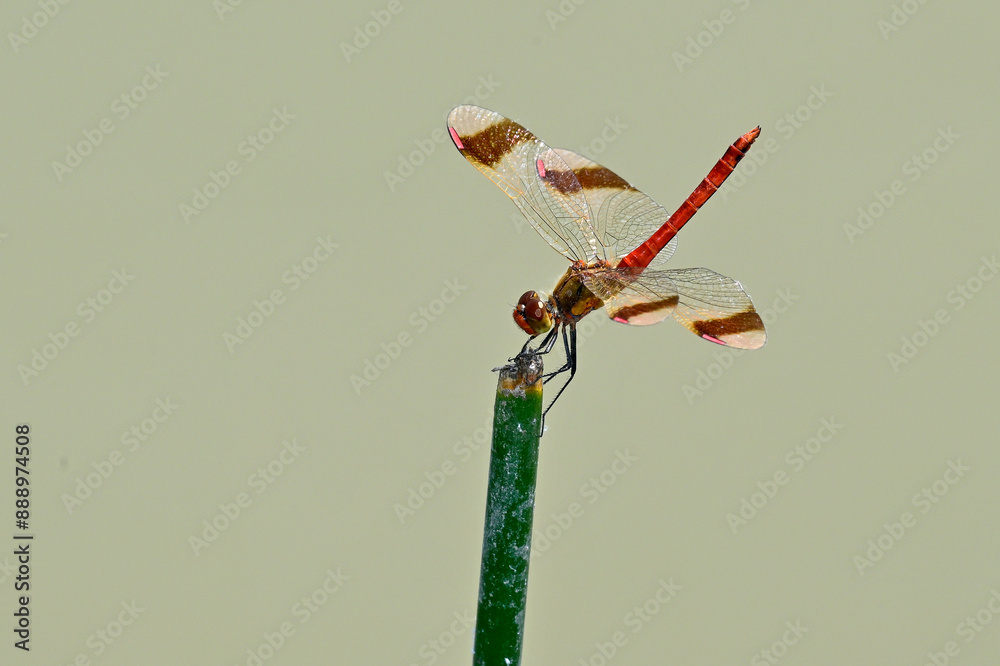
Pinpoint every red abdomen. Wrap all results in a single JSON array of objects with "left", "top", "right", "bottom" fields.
[{"left": 618, "top": 126, "right": 760, "bottom": 271}]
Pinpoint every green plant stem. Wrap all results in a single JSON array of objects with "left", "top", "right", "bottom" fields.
[{"left": 473, "top": 353, "right": 543, "bottom": 666}]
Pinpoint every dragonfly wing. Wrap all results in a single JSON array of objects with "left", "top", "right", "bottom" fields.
[
  {"left": 553, "top": 148, "right": 678, "bottom": 268},
  {"left": 584, "top": 265, "right": 679, "bottom": 326},
  {"left": 664, "top": 267, "right": 766, "bottom": 349},
  {"left": 588, "top": 266, "right": 766, "bottom": 349},
  {"left": 448, "top": 106, "right": 601, "bottom": 263}
]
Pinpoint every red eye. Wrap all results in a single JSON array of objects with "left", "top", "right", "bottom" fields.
[{"left": 513, "top": 291, "right": 552, "bottom": 336}]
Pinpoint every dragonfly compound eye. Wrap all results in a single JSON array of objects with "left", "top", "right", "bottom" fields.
[{"left": 513, "top": 291, "right": 553, "bottom": 336}]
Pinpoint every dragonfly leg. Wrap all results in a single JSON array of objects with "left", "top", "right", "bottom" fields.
[
  {"left": 522, "top": 328, "right": 567, "bottom": 384},
  {"left": 521, "top": 325, "right": 558, "bottom": 356},
  {"left": 539, "top": 323, "right": 577, "bottom": 433},
  {"left": 521, "top": 326, "right": 559, "bottom": 355},
  {"left": 541, "top": 329, "right": 571, "bottom": 383},
  {"left": 541, "top": 327, "right": 560, "bottom": 353}
]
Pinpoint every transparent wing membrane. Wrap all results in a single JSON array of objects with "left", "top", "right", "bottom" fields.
[
  {"left": 663, "top": 267, "right": 766, "bottom": 349},
  {"left": 552, "top": 148, "right": 678, "bottom": 268},
  {"left": 448, "top": 106, "right": 601, "bottom": 263}
]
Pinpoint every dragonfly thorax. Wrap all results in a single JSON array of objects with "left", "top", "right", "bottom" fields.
[{"left": 551, "top": 266, "right": 605, "bottom": 322}]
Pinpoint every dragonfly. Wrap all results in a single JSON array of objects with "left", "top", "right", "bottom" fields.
[{"left": 447, "top": 105, "right": 766, "bottom": 416}]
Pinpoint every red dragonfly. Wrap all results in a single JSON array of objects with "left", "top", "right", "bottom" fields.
[{"left": 447, "top": 106, "right": 765, "bottom": 413}]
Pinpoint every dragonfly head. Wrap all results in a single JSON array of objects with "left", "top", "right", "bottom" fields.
[{"left": 513, "top": 291, "right": 553, "bottom": 337}]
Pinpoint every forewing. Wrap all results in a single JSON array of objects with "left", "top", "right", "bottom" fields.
[
  {"left": 447, "top": 106, "right": 601, "bottom": 263},
  {"left": 553, "top": 148, "right": 678, "bottom": 268},
  {"left": 665, "top": 267, "right": 766, "bottom": 349}
]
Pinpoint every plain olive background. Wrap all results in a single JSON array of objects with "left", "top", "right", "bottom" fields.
[{"left": 2, "top": 2, "right": 998, "bottom": 664}]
